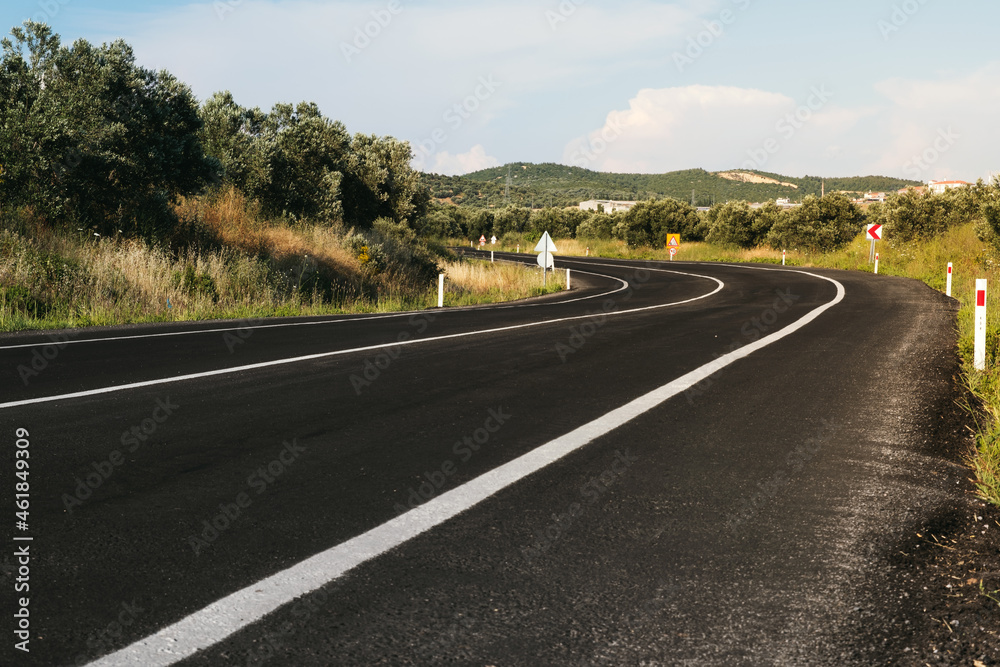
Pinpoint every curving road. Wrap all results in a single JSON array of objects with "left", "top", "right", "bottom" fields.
[{"left": 0, "top": 255, "right": 967, "bottom": 665}]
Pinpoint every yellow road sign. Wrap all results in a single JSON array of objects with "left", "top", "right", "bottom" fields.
[{"left": 666, "top": 234, "right": 680, "bottom": 248}]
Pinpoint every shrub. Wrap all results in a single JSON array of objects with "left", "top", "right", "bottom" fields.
[{"left": 766, "top": 194, "right": 864, "bottom": 252}]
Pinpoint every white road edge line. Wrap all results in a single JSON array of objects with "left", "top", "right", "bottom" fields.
[
  {"left": 0, "top": 267, "right": 626, "bottom": 351},
  {"left": 0, "top": 267, "right": 711, "bottom": 410},
  {"left": 84, "top": 269, "right": 844, "bottom": 667}
]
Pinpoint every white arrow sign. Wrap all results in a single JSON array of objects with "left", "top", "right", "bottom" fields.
[
  {"left": 534, "top": 232, "right": 558, "bottom": 254},
  {"left": 535, "top": 231, "right": 556, "bottom": 270}
]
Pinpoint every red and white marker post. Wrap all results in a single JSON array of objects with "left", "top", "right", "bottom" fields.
[
  {"left": 946, "top": 262, "right": 953, "bottom": 297},
  {"left": 867, "top": 224, "right": 882, "bottom": 264},
  {"left": 782, "top": 250, "right": 786, "bottom": 266},
  {"left": 976, "top": 279, "right": 988, "bottom": 370},
  {"left": 874, "top": 252, "right": 880, "bottom": 275}
]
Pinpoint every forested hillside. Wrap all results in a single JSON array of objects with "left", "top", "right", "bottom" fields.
[{"left": 420, "top": 163, "right": 920, "bottom": 209}]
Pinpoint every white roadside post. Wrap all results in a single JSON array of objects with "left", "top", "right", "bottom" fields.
[
  {"left": 437, "top": 274, "right": 445, "bottom": 308},
  {"left": 566, "top": 268, "right": 571, "bottom": 290},
  {"left": 975, "top": 279, "right": 987, "bottom": 370},
  {"left": 874, "top": 252, "right": 879, "bottom": 275},
  {"left": 946, "top": 263, "right": 953, "bottom": 297},
  {"left": 782, "top": 250, "right": 786, "bottom": 266}
]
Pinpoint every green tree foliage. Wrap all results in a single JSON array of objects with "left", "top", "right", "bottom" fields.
[
  {"left": 199, "top": 95, "right": 426, "bottom": 228},
  {"left": 260, "top": 101, "right": 349, "bottom": 223},
  {"left": 705, "top": 201, "right": 783, "bottom": 248},
  {"left": 493, "top": 204, "right": 532, "bottom": 237},
  {"left": 976, "top": 177, "right": 1000, "bottom": 246},
  {"left": 705, "top": 201, "right": 755, "bottom": 247},
  {"left": 417, "top": 203, "right": 463, "bottom": 238},
  {"left": 199, "top": 91, "right": 271, "bottom": 200},
  {"left": 766, "top": 194, "right": 864, "bottom": 251},
  {"left": 612, "top": 199, "right": 700, "bottom": 247},
  {"left": 529, "top": 207, "right": 573, "bottom": 239},
  {"left": 869, "top": 186, "right": 983, "bottom": 243},
  {"left": 575, "top": 213, "right": 616, "bottom": 239},
  {"left": 0, "top": 22, "right": 218, "bottom": 238}
]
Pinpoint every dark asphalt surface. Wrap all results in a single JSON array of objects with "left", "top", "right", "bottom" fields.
[{"left": 0, "top": 255, "right": 980, "bottom": 666}]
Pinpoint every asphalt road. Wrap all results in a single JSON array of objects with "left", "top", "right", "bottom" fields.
[{"left": 0, "top": 254, "right": 973, "bottom": 666}]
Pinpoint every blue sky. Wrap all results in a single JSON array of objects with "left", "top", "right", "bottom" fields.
[{"left": 4, "top": 0, "right": 999, "bottom": 180}]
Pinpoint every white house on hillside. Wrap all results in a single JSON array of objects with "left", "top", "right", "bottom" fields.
[
  {"left": 579, "top": 199, "right": 637, "bottom": 213},
  {"left": 928, "top": 180, "right": 970, "bottom": 194}
]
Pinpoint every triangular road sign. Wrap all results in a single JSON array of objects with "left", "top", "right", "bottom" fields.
[{"left": 534, "top": 231, "right": 558, "bottom": 254}]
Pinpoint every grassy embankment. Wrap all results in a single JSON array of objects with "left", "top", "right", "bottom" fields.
[
  {"left": 0, "top": 191, "right": 564, "bottom": 333},
  {"left": 483, "top": 228, "right": 1000, "bottom": 505}
]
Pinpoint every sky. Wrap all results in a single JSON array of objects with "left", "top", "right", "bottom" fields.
[{"left": 4, "top": 0, "right": 999, "bottom": 181}]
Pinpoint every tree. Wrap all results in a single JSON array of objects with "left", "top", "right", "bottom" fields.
[
  {"left": 978, "top": 177, "right": 1000, "bottom": 246},
  {"left": 0, "top": 22, "right": 219, "bottom": 238},
  {"left": 260, "top": 102, "right": 349, "bottom": 223},
  {"left": 198, "top": 91, "right": 271, "bottom": 199},
  {"left": 705, "top": 201, "right": 756, "bottom": 247},
  {"left": 575, "top": 211, "right": 615, "bottom": 239},
  {"left": 342, "top": 133, "right": 426, "bottom": 226},
  {"left": 493, "top": 204, "right": 532, "bottom": 237},
  {"left": 528, "top": 207, "right": 571, "bottom": 239},
  {"left": 766, "top": 194, "right": 864, "bottom": 251},
  {"left": 613, "top": 199, "right": 700, "bottom": 247},
  {"left": 866, "top": 188, "right": 975, "bottom": 243},
  {"left": 198, "top": 95, "right": 427, "bottom": 229}
]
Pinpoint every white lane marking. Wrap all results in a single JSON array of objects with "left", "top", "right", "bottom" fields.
[
  {"left": 0, "top": 268, "right": 719, "bottom": 410},
  {"left": 0, "top": 268, "right": 628, "bottom": 352},
  {"left": 85, "top": 269, "right": 844, "bottom": 667}
]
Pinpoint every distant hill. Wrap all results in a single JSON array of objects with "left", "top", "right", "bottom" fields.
[{"left": 419, "top": 163, "right": 921, "bottom": 209}]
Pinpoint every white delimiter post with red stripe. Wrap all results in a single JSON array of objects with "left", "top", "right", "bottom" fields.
[
  {"left": 946, "top": 263, "right": 953, "bottom": 297},
  {"left": 975, "top": 279, "right": 987, "bottom": 370}
]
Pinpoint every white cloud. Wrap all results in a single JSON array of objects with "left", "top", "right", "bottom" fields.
[
  {"left": 563, "top": 85, "right": 798, "bottom": 173},
  {"left": 869, "top": 63, "right": 1000, "bottom": 181},
  {"left": 564, "top": 64, "right": 1000, "bottom": 180},
  {"left": 422, "top": 145, "right": 500, "bottom": 176}
]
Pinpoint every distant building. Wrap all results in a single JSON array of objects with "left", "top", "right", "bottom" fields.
[
  {"left": 749, "top": 200, "right": 799, "bottom": 210},
  {"left": 864, "top": 192, "right": 887, "bottom": 203},
  {"left": 928, "top": 180, "right": 970, "bottom": 194},
  {"left": 898, "top": 186, "right": 928, "bottom": 196},
  {"left": 579, "top": 199, "right": 637, "bottom": 213}
]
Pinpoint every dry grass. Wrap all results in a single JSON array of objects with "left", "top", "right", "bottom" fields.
[
  {"left": 1, "top": 196, "right": 570, "bottom": 332},
  {"left": 175, "top": 188, "right": 360, "bottom": 281},
  {"left": 442, "top": 258, "right": 565, "bottom": 306}
]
